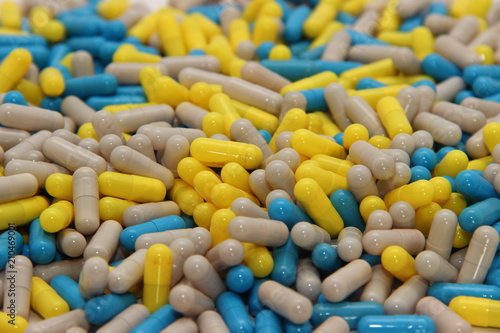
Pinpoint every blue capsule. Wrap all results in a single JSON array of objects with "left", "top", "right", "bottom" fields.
[
  {"left": 410, "top": 166, "right": 432, "bottom": 182},
  {"left": 120, "top": 215, "right": 186, "bottom": 251},
  {"left": 131, "top": 304, "right": 180, "bottom": 333},
  {"left": 29, "top": 218, "right": 56, "bottom": 265},
  {"left": 249, "top": 279, "right": 268, "bottom": 316},
  {"left": 85, "top": 292, "right": 136, "bottom": 325},
  {"left": 485, "top": 268, "right": 500, "bottom": 288},
  {"left": 256, "top": 42, "right": 276, "bottom": 61},
  {"left": 60, "top": 15, "right": 105, "bottom": 37},
  {"left": 436, "top": 146, "right": 455, "bottom": 162},
  {"left": 311, "top": 302, "right": 386, "bottom": 329},
  {"left": 255, "top": 310, "right": 282, "bottom": 333},
  {"left": 427, "top": 283, "right": 500, "bottom": 305},
  {"left": 86, "top": 94, "right": 147, "bottom": 110},
  {"left": 3, "top": 91, "right": 28, "bottom": 106},
  {"left": 311, "top": 243, "right": 342, "bottom": 274},
  {"left": 289, "top": 40, "right": 312, "bottom": 56},
  {"left": 284, "top": 5, "right": 311, "bottom": 43},
  {"left": 0, "top": 229, "right": 23, "bottom": 269},
  {"left": 41, "top": 97, "right": 63, "bottom": 111},
  {"left": 454, "top": 90, "right": 475, "bottom": 104},
  {"left": 261, "top": 60, "right": 360, "bottom": 81},
  {"left": 48, "top": 43, "right": 71, "bottom": 67},
  {"left": 299, "top": 45, "right": 326, "bottom": 60},
  {"left": 356, "top": 78, "right": 387, "bottom": 90},
  {"left": 360, "top": 253, "right": 381, "bottom": 266},
  {"left": 271, "top": 236, "right": 299, "bottom": 287},
  {"left": 65, "top": 73, "right": 117, "bottom": 99},
  {"left": 399, "top": 14, "right": 424, "bottom": 32},
  {"left": 473, "top": 76, "right": 500, "bottom": 98},
  {"left": 50, "top": 275, "right": 86, "bottom": 310},
  {"left": 357, "top": 315, "right": 435, "bottom": 333},
  {"left": 458, "top": 197, "right": 500, "bottom": 233},
  {"left": 330, "top": 189, "right": 365, "bottom": 232},
  {"left": 259, "top": 130, "right": 272, "bottom": 143},
  {"left": 426, "top": 2, "right": 448, "bottom": 15},
  {"left": 316, "top": 60, "right": 362, "bottom": 75},
  {"left": 484, "top": 92, "right": 500, "bottom": 103},
  {"left": 345, "top": 29, "right": 388, "bottom": 46},
  {"left": 217, "top": 292, "right": 255, "bottom": 333},
  {"left": 226, "top": 265, "right": 254, "bottom": 294},
  {"left": 0, "top": 34, "right": 47, "bottom": 47},
  {"left": 268, "top": 198, "right": 312, "bottom": 229},
  {"left": 334, "top": 132, "right": 343, "bottom": 145},
  {"left": 463, "top": 65, "right": 500, "bottom": 85},
  {"left": 410, "top": 148, "right": 438, "bottom": 171},
  {"left": 422, "top": 53, "right": 462, "bottom": 82},
  {"left": 300, "top": 88, "right": 328, "bottom": 111},
  {"left": 67, "top": 36, "right": 106, "bottom": 57},
  {"left": 103, "top": 20, "right": 127, "bottom": 41},
  {"left": 336, "top": 11, "right": 356, "bottom": 25},
  {"left": 456, "top": 171, "right": 499, "bottom": 203}
]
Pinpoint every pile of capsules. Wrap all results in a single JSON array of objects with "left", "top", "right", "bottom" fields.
[{"left": 2, "top": 0, "right": 500, "bottom": 332}]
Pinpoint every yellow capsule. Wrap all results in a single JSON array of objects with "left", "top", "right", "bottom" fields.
[
  {"left": 221, "top": 162, "right": 253, "bottom": 193},
  {"left": 378, "top": 0, "right": 401, "bottom": 32},
  {"left": 206, "top": 35, "right": 244, "bottom": 77},
  {"left": 113, "top": 44, "right": 161, "bottom": 63},
  {"left": 475, "top": 44, "right": 495, "bottom": 65},
  {"left": 99, "top": 197, "right": 135, "bottom": 223},
  {"left": 190, "top": 138, "right": 263, "bottom": 170},
  {"left": 190, "top": 82, "right": 221, "bottom": 110},
  {"left": 0, "top": 196, "right": 49, "bottom": 230},
  {"left": 295, "top": 164, "right": 348, "bottom": 195},
  {"left": 45, "top": 173, "right": 73, "bottom": 201},
  {"left": 449, "top": 296, "right": 500, "bottom": 328},
  {"left": 303, "top": 0, "right": 340, "bottom": 39},
  {"left": 309, "top": 21, "right": 344, "bottom": 49},
  {"left": 310, "top": 154, "right": 354, "bottom": 177},
  {"left": 1, "top": 1, "right": 22, "bottom": 29},
  {"left": 140, "top": 66, "right": 162, "bottom": 102},
  {"left": 168, "top": 179, "right": 204, "bottom": 216},
  {"left": 39, "top": 67, "right": 65, "bottom": 97},
  {"left": 97, "top": 0, "right": 129, "bottom": 20},
  {"left": 433, "top": 150, "right": 469, "bottom": 178},
  {"left": 232, "top": 100, "right": 279, "bottom": 134},
  {"left": 143, "top": 244, "right": 173, "bottom": 313},
  {"left": 177, "top": 157, "right": 214, "bottom": 186},
  {"left": 190, "top": 13, "right": 221, "bottom": 40},
  {"left": 429, "top": 177, "right": 452, "bottom": 205},
  {"left": 269, "top": 108, "right": 308, "bottom": 152},
  {"left": 0, "top": 27, "right": 27, "bottom": 35},
  {"left": 0, "top": 310, "right": 28, "bottom": 332},
  {"left": 15, "top": 79, "right": 44, "bottom": 106},
  {"left": 305, "top": 113, "right": 323, "bottom": 134},
  {"left": 412, "top": 27, "right": 434, "bottom": 60},
  {"left": 229, "top": 18, "right": 252, "bottom": 51},
  {"left": 258, "top": 1, "right": 283, "bottom": 18},
  {"left": 368, "top": 135, "right": 392, "bottom": 149},
  {"left": 359, "top": 195, "right": 387, "bottom": 222},
  {"left": 352, "top": 84, "right": 407, "bottom": 109},
  {"left": 376, "top": 75, "right": 435, "bottom": 86},
  {"left": 153, "top": 76, "right": 189, "bottom": 107},
  {"left": 381, "top": 245, "right": 417, "bottom": 282},
  {"left": 376, "top": 96, "right": 413, "bottom": 139},
  {"left": 98, "top": 171, "right": 166, "bottom": 203},
  {"left": 467, "top": 155, "right": 493, "bottom": 171},
  {"left": 77, "top": 123, "right": 99, "bottom": 140},
  {"left": 269, "top": 44, "right": 292, "bottom": 61},
  {"left": 193, "top": 170, "right": 223, "bottom": 203},
  {"left": 210, "top": 208, "right": 235, "bottom": 247},
  {"left": 181, "top": 16, "right": 207, "bottom": 52},
  {"left": 343, "top": 124, "right": 369, "bottom": 150},
  {"left": 483, "top": 122, "right": 500, "bottom": 153},
  {"left": 313, "top": 111, "right": 342, "bottom": 136},
  {"left": 103, "top": 102, "right": 159, "bottom": 113},
  {"left": 465, "top": 0, "right": 492, "bottom": 18},
  {"left": 253, "top": 16, "right": 279, "bottom": 45},
  {"left": 211, "top": 183, "right": 260, "bottom": 209},
  {"left": 29, "top": 6, "right": 51, "bottom": 31},
  {"left": 294, "top": 178, "right": 344, "bottom": 236},
  {"left": 128, "top": 12, "right": 159, "bottom": 44},
  {"left": 340, "top": 0, "right": 365, "bottom": 15},
  {"left": 450, "top": 0, "right": 470, "bottom": 17},
  {"left": 341, "top": 58, "right": 396, "bottom": 88},
  {"left": 441, "top": 192, "right": 467, "bottom": 216},
  {"left": 157, "top": 11, "right": 186, "bottom": 56},
  {"left": 0, "top": 48, "right": 32, "bottom": 93},
  {"left": 193, "top": 202, "right": 217, "bottom": 230},
  {"left": 242, "top": 242, "right": 274, "bottom": 278},
  {"left": 202, "top": 112, "right": 226, "bottom": 137},
  {"left": 31, "top": 276, "right": 70, "bottom": 318},
  {"left": 384, "top": 180, "right": 435, "bottom": 209},
  {"left": 280, "top": 71, "right": 338, "bottom": 95},
  {"left": 291, "top": 128, "right": 345, "bottom": 159},
  {"left": 453, "top": 225, "right": 472, "bottom": 248},
  {"left": 209, "top": 93, "right": 241, "bottom": 137},
  {"left": 378, "top": 31, "right": 413, "bottom": 47},
  {"left": 39, "top": 200, "right": 74, "bottom": 233},
  {"left": 414, "top": 202, "right": 441, "bottom": 237}
]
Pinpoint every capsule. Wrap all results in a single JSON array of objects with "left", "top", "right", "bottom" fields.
[
  {"left": 205, "top": 239, "right": 245, "bottom": 272},
  {"left": 143, "top": 244, "right": 172, "bottom": 313},
  {"left": 98, "top": 171, "right": 166, "bottom": 203},
  {"left": 183, "top": 255, "right": 226, "bottom": 301},
  {"left": 23, "top": 309, "right": 89, "bottom": 333},
  {"left": 322, "top": 259, "right": 373, "bottom": 303},
  {"left": 384, "top": 275, "right": 429, "bottom": 315},
  {"left": 197, "top": 310, "right": 230, "bottom": 333},
  {"left": 78, "top": 256, "right": 108, "bottom": 299},
  {"left": 337, "top": 227, "right": 363, "bottom": 262},
  {"left": 415, "top": 250, "right": 458, "bottom": 283},
  {"left": 169, "top": 284, "right": 215, "bottom": 317},
  {"left": 449, "top": 296, "right": 500, "bottom": 328},
  {"left": 56, "top": 228, "right": 86, "bottom": 258},
  {"left": 381, "top": 245, "right": 417, "bottom": 281},
  {"left": 31, "top": 276, "right": 70, "bottom": 318},
  {"left": 72, "top": 167, "right": 99, "bottom": 235},
  {"left": 416, "top": 296, "right": 472, "bottom": 333},
  {"left": 95, "top": 303, "right": 150, "bottom": 333},
  {"left": 357, "top": 315, "right": 436, "bottom": 333}
]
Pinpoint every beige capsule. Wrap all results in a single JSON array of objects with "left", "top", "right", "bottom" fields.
[
  {"left": 337, "top": 227, "right": 364, "bottom": 262},
  {"left": 110, "top": 145, "right": 174, "bottom": 189},
  {"left": 105, "top": 62, "right": 167, "bottom": 85},
  {"left": 169, "top": 284, "right": 215, "bottom": 317},
  {"left": 449, "top": 15, "right": 480, "bottom": 44},
  {"left": 176, "top": 102, "right": 209, "bottom": 129},
  {"left": 0, "top": 127, "right": 30, "bottom": 151},
  {"left": 261, "top": 147, "right": 301, "bottom": 172},
  {"left": 436, "top": 76, "right": 467, "bottom": 102},
  {"left": 360, "top": 264, "right": 394, "bottom": 305},
  {"left": 434, "top": 35, "right": 483, "bottom": 69},
  {"left": 126, "top": 134, "right": 156, "bottom": 161},
  {"left": 412, "top": 130, "right": 434, "bottom": 150},
  {"left": 78, "top": 138, "right": 100, "bottom": 155},
  {"left": 312, "top": 316, "right": 350, "bottom": 333},
  {"left": 348, "top": 45, "right": 421, "bottom": 75},
  {"left": 205, "top": 238, "right": 245, "bottom": 272},
  {"left": 63, "top": 116, "right": 76, "bottom": 133},
  {"left": 4, "top": 160, "right": 69, "bottom": 186},
  {"left": 296, "top": 258, "right": 322, "bottom": 302},
  {"left": 107, "top": 249, "right": 146, "bottom": 294},
  {"left": 240, "top": 61, "right": 291, "bottom": 93},
  {"left": 412, "top": 111, "right": 462, "bottom": 146},
  {"left": 352, "top": 10, "right": 379, "bottom": 36},
  {"left": 396, "top": 86, "right": 421, "bottom": 124},
  {"left": 344, "top": 96, "right": 387, "bottom": 137},
  {"left": 71, "top": 51, "right": 95, "bottom": 78},
  {"left": 72, "top": 167, "right": 100, "bottom": 235},
  {"left": 117, "top": 2, "right": 150, "bottom": 27},
  {"left": 322, "top": 259, "right": 373, "bottom": 303},
  {"left": 231, "top": 118, "right": 273, "bottom": 159},
  {"left": 228, "top": 216, "right": 289, "bottom": 247},
  {"left": 362, "top": 229, "right": 426, "bottom": 255},
  {"left": 161, "top": 55, "right": 220, "bottom": 79},
  {"left": 265, "top": 189, "right": 293, "bottom": 207},
  {"left": 450, "top": 247, "right": 467, "bottom": 271},
  {"left": 160, "top": 317, "right": 198, "bottom": 333},
  {"left": 52, "top": 129, "right": 81, "bottom": 145},
  {"left": 114, "top": 104, "right": 175, "bottom": 133},
  {"left": 349, "top": 140, "right": 396, "bottom": 180},
  {"left": 24, "top": 309, "right": 90, "bottom": 333},
  {"left": 416, "top": 296, "right": 472, "bottom": 333},
  {"left": 56, "top": 228, "right": 87, "bottom": 258},
  {"left": 43, "top": 136, "right": 107, "bottom": 175},
  {"left": 0, "top": 173, "right": 38, "bottom": 204},
  {"left": 258, "top": 280, "right": 313, "bottom": 324},
  {"left": 384, "top": 275, "right": 428, "bottom": 315},
  {"left": 415, "top": 250, "right": 458, "bottom": 283},
  {"left": 248, "top": 169, "right": 273, "bottom": 205},
  {"left": 389, "top": 201, "right": 415, "bottom": 229},
  {"left": 162, "top": 134, "right": 190, "bottom": 178},
  {"left": 425, "top": 209, "right": 457, "bottom": 260},
  {"left": 324, "top": 83, "right": 352, "bottom": 131},
  {"left": 4, "top": 130, "right": 51, "bottom": 163},
  {"left": 98, "top": 134, "right": 123, "bottom": 162},
  {"left": 365, "top": 210, "right": 393, "bottom": 232},
  {"left": 60, "top": 96, "right": 96, "bottom": 127},
  {"left": 78, "top": 256, "right": 108, "bottom": 299},
  {"left": 91, "top": 110, "right": 125, "bottom": 143},
  {"left": 265, "top": 160, "right": 296, "bottom": 201},
  {"left": 416, "top": 85, "right": 436, "bottom": 114},
  {"left": 123, "top": 201, "right": 180, "bottom": 227},
  {"left": 0, "top": 103, "right": 64, "bottom": 132},
  {"left": 346, "top": 164, "right": 379, "bottom": 202},
  {"left": 96, "top": 303, "right": 149, "bottom": 333},
  {"left": 178, "top": 67, "right": 229, "bottom": 88},
  {"left": 197, "top": 310, "right": 230, "bottom": 333},
  {"left": 169, "top": 237, "right": 197, "bottom": 287},
  {"left": 3, "top": 255, "right": 32, "bottom": 320},
  {"left": 389, "top": 133, "right": 416, "bottom": 157},
  {"left": 83, "top": 220, "right": 122, "bottom": 261},
  {"left": 33, "top": 259, "right": 84, "bottom": 283},
  {"left": 424, "top": 14, "right": 457, "bottom": 35},
  {"left": 183, "top": 255, "right": 226, "bottom": 301},
  {"left": 461, "top": 97, "right": 500, "bottom": 118},
  {"left": 137, "top": 125, "right": 206, "bottom": 150},
  {"left": 230, "top": 197, "right": 269, "bottom": 219},
  {"left": 280, "top": 91, "right": 307, "bottom": 117},
  {"left": 291, "top": 222, "right": 330, "bottom": 251}
]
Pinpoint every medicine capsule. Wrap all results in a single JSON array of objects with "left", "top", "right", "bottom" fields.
[
  {"left": 98, "top": 171, "right": 166, "bottom": 203},
  {"left": 415, "top": 250, "right": 458, "bottom": 283},
  {"left": 362, "top": 229, "right": 426, "bottom": 255},
  {"left": 228, "top": 216, "right": 289, "bottom": 247},
  {"left": 56, "top": 228, "right": 86, "bottom": 258},
  {"left": 322, "top": 259, "right": 373, "bottom": 303},
  {"left": 184, "top": 255, "right": 226, "bottom": 301},
  {"left": 23, "top": 309, "right": 90, "bottom": 333},
  {"left": 72, "top": 167, "right": 99, "bottom": 235},
  {"left": 169, "top": 284, "right": 215, "bottom": 317},
  {"left": 381, "top": 245, "right": 418, "bottom": 281},
  {"left": 384, "top": 275, "right": 429, "bottom": 315},
  {"left": 96, "top": 303, "right": 150, "bottom": 333},
  {"left": 449, "top": 296, "right": 500, "bottom": 328},
  {"left": 31, "top": 276, "right": 70, "bottom": 318},
  {"left": 357, "top": 315, "right": 436, "bottom": 333},
  {"left": 143, "top": 244, "right": 172, "bottom": 313},
  {"left": 0, "top": 48, "right": 32, "bottom": 93}
]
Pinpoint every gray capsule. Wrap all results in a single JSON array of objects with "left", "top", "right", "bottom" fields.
[{"left": 0, "top": 103, "right": 64, "bottom": 132}]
